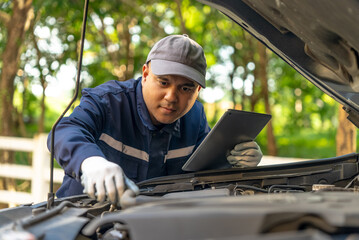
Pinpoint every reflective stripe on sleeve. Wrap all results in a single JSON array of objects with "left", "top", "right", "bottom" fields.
[
  {"left": 99, "top": 133, "right": 149, "bottom": 162},
  {"left": 165, "top": 145, "right": 195, "bottom": 162}
]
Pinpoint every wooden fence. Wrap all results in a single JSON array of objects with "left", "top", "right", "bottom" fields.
[{"left": 0, "top": 134, "right": 64, "bottom": 207}]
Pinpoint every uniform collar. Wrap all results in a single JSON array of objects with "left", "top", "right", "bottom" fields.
[
  {"left": 136, "top": 77, "right": 181, "bottom": 137},
  {"left": 161, "top": 119, "right": 181, "bottom": 137}
]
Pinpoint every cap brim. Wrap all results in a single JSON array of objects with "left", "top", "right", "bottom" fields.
[{"left": 150, "top": 59, "right": 206, "bottom": 88}]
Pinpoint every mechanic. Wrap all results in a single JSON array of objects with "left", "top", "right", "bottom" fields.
[{"left": 48, "top": 34, "right": 263, "bottom": 204}]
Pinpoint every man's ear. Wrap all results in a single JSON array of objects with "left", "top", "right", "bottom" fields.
[
  {"left": 142, "top": 64, "right": 149, "bottom": 82},
  {"left": 197, "top": 86, "right": 202, "bottom": 92}
]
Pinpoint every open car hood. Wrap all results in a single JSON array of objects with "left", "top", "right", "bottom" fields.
[{"left": 198, "top": 0, "right": 359, "bottom": 126}]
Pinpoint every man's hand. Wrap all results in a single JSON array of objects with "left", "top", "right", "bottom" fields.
[
  {"left": 227, "top": 141, "right": 262, "bottom": 168},
  {"left": 80, "top": 156, "right": 139, "bottom": 203}
]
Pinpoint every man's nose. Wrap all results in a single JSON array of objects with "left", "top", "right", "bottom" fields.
[{"left": 164, "top": 87, "right": 178, "bottom": 103}]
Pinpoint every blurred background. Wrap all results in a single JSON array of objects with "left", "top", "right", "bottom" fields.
[{"left": 0, "top": 0, "right": 357, "bottom": 208}]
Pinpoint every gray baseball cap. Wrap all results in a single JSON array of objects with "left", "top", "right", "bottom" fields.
[{"left": 146, "top": 34, "right": 207, "bottom": 88}]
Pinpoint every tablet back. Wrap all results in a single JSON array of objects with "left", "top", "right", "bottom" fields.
[{"left": 182, "top": 109, "right": 271, "bottom": 172}]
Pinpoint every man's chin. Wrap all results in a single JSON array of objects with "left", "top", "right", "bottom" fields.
[{"left": 154, "top": 116, "right": 178, "bottom": 125}]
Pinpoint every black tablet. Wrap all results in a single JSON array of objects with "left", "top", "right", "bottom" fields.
[{"left": 182, "top": 109, "right": 271, "bottom": 172}]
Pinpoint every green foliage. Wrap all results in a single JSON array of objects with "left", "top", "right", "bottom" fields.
[
  {"left": 0, "top": 0, "right": 348, "bottom": 160},
  {"left": 276, "top": 129, "right": 337, "bottom": 159},
  {"left": 268, "top": 54, "right": 338, "bottom": 135}
]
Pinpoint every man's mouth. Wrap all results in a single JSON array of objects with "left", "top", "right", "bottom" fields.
[{"left": 160, "top": 106, "right": 176, "bottom": 113}]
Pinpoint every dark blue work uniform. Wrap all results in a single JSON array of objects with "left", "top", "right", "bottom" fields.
[{"left": 48, "top": 77, "right": 210, "bottom": 198}]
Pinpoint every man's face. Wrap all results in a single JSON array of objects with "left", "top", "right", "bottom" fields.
[{"left": 142, "top": 63, "right": 201, "bottom": 125}]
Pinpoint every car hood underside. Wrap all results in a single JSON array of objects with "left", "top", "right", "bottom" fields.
[{"left": 199, "top": 0, "right": 359, "bottom": 125}]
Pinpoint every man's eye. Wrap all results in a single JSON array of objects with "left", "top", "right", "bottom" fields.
[
  {"left": 182, "top": 87, "right": 193, "bottom": 92},
  {"left": 159, "top": 81, "right": 168, "bottom": 86}
]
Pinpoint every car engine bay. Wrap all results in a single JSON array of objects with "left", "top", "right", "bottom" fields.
[{"left": 1, "top": 153, "right": 359, "bottom": 239}]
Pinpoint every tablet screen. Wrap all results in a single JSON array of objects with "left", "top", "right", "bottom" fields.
[{"left": 182, "top": 109, "right": 271, "bottom": 172}]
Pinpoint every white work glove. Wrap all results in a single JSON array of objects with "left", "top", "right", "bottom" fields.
[
  {"left": 80, "top": 156, "right": 139, "bottom": 203},
  {"left": 227, "top": 141, "right": 262, "bottom": 168}
]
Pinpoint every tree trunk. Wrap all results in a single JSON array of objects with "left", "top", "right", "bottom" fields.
[
  {"left": 175, "top": 0, "right": 188, "bottom": 35},
  {"left": 336, "top": 105, "right": 357, "bottom": 155},
  {"left": 124, "top": 19, "right": 135, "bottom": 80},
  {"left": 257, "top": 42, "right": 278, "bottom": 156},
  {"left": 0, "top": 0, "right": 33, "bottom": 194},
  {"left": 115, "top": 18, "right": 136, "bottom": 81},
  {"left": 0, "top": 0, "right": 33, "bottom": 137}
]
